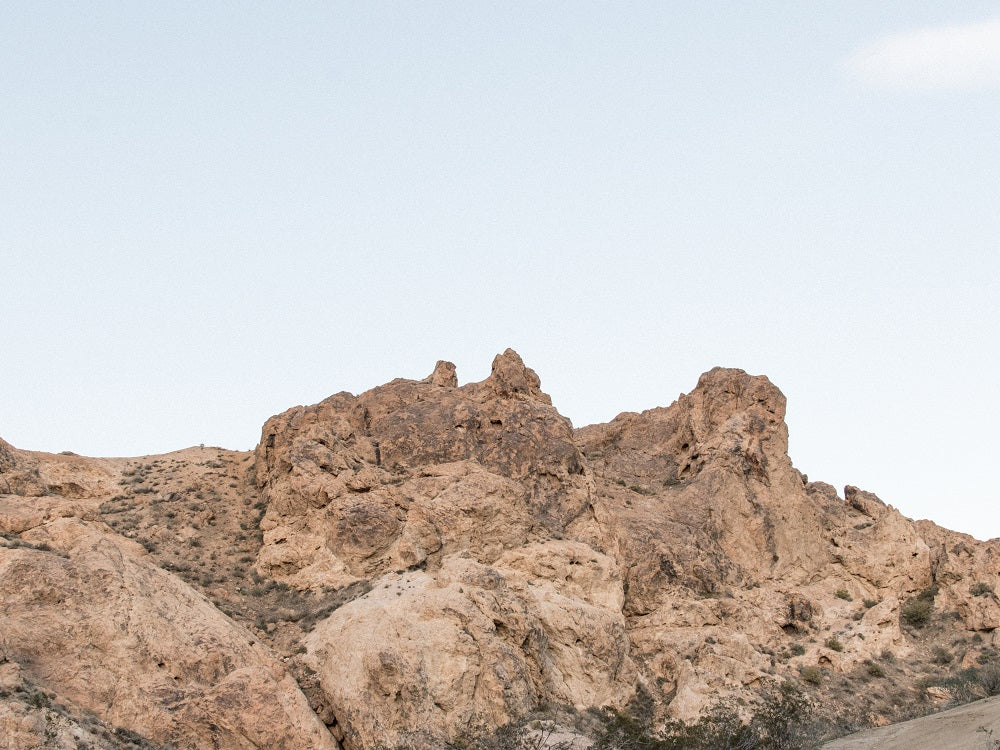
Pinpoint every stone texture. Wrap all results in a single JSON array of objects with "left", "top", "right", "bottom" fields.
[
  {"left": 0, "top": 506, "right": 338, "bottom": 750},
  {"left": 252, "top": 350, "right": 589, "bottom": 590},
  {"left": 3, "top": 351, "right": 1000, "bottom": 748},
  {"left": 306, "top": 545, "right": 634, "bottom": 748}
]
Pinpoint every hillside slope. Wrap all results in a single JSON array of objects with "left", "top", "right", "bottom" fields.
[{"left": 2, "top": 351, "right": 998, "bottom": 748}]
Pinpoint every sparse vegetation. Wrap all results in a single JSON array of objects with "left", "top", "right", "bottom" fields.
[
  {"left": 902, "top": 586, "right": 938, "bottom": 627},
  {"left": 919, "top": 664, "right": 1000, "bottom": 704},
  {"left": 800, "top": 666, "right": 822, "bottom": 685},
  {"left": 931, "top": 645, "right": 952, "bottom": 665},
  {"left": 591, "top": 682, "right": 817, "bottom": 750},
  {"left": 28, "top": 690, "right": 49, "bottom": 709},
  {"left": 865, "top": 661, "right": 886, "bottom": 678},
  {"left": 971, "top": 582, "right": 994, "bottom": 597},
  {"left": 825, "top": 637, "right": 843, "bottom": 652},
  {"left": 444, "top": 718, "right": 576, "bottom": 750},
  {"left": 834, "top": 589, "right": 852, "bottom": 601}
]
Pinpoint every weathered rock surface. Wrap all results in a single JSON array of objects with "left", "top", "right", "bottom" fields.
[
  {"left": 306, "top": 543, "right": 634, "bottom": 748},
  {"left": 3, "top": 351, "right": 999, "bottom": 748},
  {"left": 0, "top": 499, "right": 339, "bottom": 750},
  {"left": 253, "top": 349, "right": 590, "bottom": 590}
]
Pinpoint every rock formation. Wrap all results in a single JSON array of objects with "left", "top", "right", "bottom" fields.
[{"left": 1, "top": 351, "right": 998, "bottom": 748}]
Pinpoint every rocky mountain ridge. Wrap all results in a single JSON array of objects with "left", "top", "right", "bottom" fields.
[{"left": 2, "top": 350, "right": 998, "bottom": 749}]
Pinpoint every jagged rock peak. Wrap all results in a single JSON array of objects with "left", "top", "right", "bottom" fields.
[
  {"left": 484, "top": 348, "right": 549, "bottom": 403},
  {"left": 692, "top": 366, "right": 786, "bottom": 422},
  {"left": 423, "top": 360, "right": 458, "bottom": 388},
  {"left": 845, "top": 485, "right": 888, "bottom": 518}
]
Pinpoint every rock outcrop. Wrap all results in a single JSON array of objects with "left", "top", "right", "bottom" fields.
[
  {"left": 2, "top": 351, "right": 998, "bottom": 748},
  {"left": 306, "top": 545, "right": 634, "bottom": 748},
  {"left": 0, "top": 498, "right": 338, "bottom": 750},
  {"left": 252, "top": 349, "right": 590, "bottom": 590}
]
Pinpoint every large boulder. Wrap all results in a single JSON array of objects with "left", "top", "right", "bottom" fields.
[{"left": 0, "top": 507, "right": 338, "bottom": 750}]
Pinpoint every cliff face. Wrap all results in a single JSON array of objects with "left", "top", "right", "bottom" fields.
[{"left": 1, "top": 352, "right": 998, "bottom": 749}]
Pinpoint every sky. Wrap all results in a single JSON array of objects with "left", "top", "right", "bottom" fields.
[{"left": 2, "top": 3, "right": 998, "bottom": 539}]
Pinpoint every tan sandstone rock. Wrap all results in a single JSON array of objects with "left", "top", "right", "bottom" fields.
[{"left": 0, "top": 504, "right": 338, "bottom": 750}]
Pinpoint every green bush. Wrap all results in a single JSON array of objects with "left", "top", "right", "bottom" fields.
[
  {"left": 593, "top": 681, "right": 813, "bottom": 750},
  {"left": 931, "top": 646, "right": 952, "bottom": 665},
  {"left": 902, "top": 588, "right": 937, "bottom": 627},
  {"left": 800, "top": 666, "right": 822, "bottom": 685},
  {"left": 971, "top": 582, "right": 994, "bottom": 597},
  {"left": 28, "top": 691, "right": 49, "bottom": 709},
  {"left": 825, "top": 637, "right": 844, "bottom": 652},
  {"left": 865, "top": 661, "right": 886, "bottom": 678},
  {"left": 834, "top": 589, "right": 853, "bottom": 601},
  {"left": 862, "top": 598, "right": 879, "bottom": 609}
]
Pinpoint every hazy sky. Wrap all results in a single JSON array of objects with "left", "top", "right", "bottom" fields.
[{"left": 3, "top": 3, "right": 998, "bottom": 539}]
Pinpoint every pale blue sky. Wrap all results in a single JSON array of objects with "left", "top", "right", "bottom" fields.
[{"left": 3, "top": 3, "right": 998, "bottom": 538}]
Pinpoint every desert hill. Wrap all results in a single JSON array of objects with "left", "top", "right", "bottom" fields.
[{"left": 2, "top": 350, "right": 998, "bottom": 749}]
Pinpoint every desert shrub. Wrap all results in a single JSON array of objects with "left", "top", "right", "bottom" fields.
[
  {"left": 800, "top": 666, "right": 822, "bottom": 685},
  {"left": 825, "top": 637, "right": 843, "bottom": 652},
  {"left": 902, "top": 598, "right": 933, "bottom": 627},
  {"left": 978, "top": 646, "right": 999, "bottom": 664},
  {"left": 930, "top": 667, "right": 990, "bottom": 703},
  {"left": 865, "top": 661, "right": 885, "bottom": 677},
  {"left": 834, "top": 589, "right": 852, "bottom": 601},
  {"left": 920, "top": 665, "right": 1000, "bottom": 704},
  {"left": 971, "top": 582, "right": 994, "bottom": 597},
  {"left": 790, "top": 643, "right": 805, "bottom": 656},
  {"left": 931, "top": 646, "right": 952, "bottom": 665},
  {"left": 474, "top": 721, "right": 575, "bottom": 750},
  {"left": 980, "top": 666, "right": 1000, "bottom": 696},
  {"left": 902, "top": 587, "right": 937, "bottom": 627},
  {"left": 593, "top": 681, "right": 813, "bottom": 750},
  {"left": 29, "top": 690, "right": 49, "bottom": 708},
  {"left": 862, "top": 598, "right": 879, "bottom": 609}
]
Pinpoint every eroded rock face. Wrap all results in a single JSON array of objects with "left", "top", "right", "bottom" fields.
[
  {"left": 243, "top": 355, "right": 1000, "bottom": 741},
  {"left": 253, "top": 349, "right": 590, "bottom": 589},
  {"left": 578, "top": 366, "right": 831, "bottom": 591},
  {"left": 306, "top": 544, "right": 634, "bottom": 748},
  {"left": 4, "top": 352, "right": 1000, "bottom": 749},
  {"left": 0, "top": 438, "right": 44, "bottom": 497},
  {"left": 0, "top": 438, "right": 118, "bottom": 499},
  {"left": 0, "top": 503, "right": 338, "bottom": 750}
]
